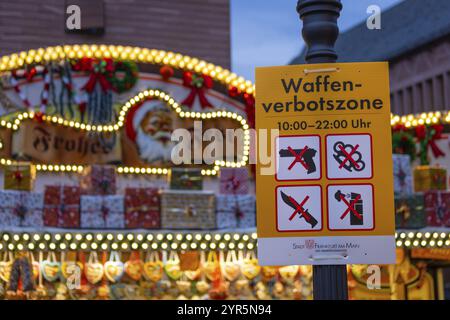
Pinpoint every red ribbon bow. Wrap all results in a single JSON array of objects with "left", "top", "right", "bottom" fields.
[
  {"left": 181, "top": 71, "right": 214, "bottom": 109},
  {"left": 243, "top": 93, "right": 255, "bottom": 128},
  {"left": 101, "top": 204, "right": 109, "bottom": 223},
  {"left": 74, "top": 58, "right": 115, "bottom": 93},
  {"left": 226, "top": 176, "right": 241, "bottom": 193},
  {"left": 13, "top": 171, "right": 23, "bottom": 182},
  {"left": 416, "top": 124, "right": 446, "bottom": 158}
]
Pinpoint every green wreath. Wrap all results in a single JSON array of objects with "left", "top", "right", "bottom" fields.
[
  {"left": 109, "top": 61, "right": 138, "bottom": 93},
  {"left": 392, "top": 130, "right": 416, "bottom": 161}
]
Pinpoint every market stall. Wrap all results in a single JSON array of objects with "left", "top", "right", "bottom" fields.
[{"left": 0, "top": 45, "right": 449, "bottom": 300}]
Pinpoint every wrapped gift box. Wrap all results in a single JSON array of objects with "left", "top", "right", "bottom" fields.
[
  {"left": 0, "top": 190, "right": 43, "bottom": 227},
  {"left": 169, "top": 168, "right": 203, "bottom": 190},
  {"left": 3, "top": 162, "right": 36, "bottom": 191},
  {"left": 81, "top": 195, "right": 124, "bottom": 228},
  {"left": 43, "top": 185, "right": 81, "bottom": 228},
  {"left": 161, "top": 190, "right": 215, "bottom": 229},
  {"left": 393, "top": 154, "right": 413, "bottom": 196},
  {"left": 424, "top": 191, "right": 450, "bottom": 227},
  {"left": 124, "top": 187, "right": 160, "bottom": 229},
  {"left": 395, "top": 194, "right": 426, "bottom": 229},
  {"left": 219, "top": 168, "right": 249, "bottom": 195},
  {"left": 216, "top": 195, "right": 256, "bottom": 229},
  {"left": 413, "top": 166, "right": 447, "bottom": 192},
  {"left": 80, "top": 165, "right": 117, "bottom": 195}
]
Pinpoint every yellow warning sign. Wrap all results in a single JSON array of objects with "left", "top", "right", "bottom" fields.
[{"left": 255, "top": 62, "right": 395, "bottom": 266}]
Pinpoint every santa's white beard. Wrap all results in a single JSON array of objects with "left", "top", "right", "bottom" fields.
[{"left": 136, "top": 128, "right": 173, "bottom": 163}]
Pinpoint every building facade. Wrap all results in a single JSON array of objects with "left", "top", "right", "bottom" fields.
[
  {"left": 0, "top": 0, "right": 230, "bottom": 68},
  {"left": 291, "top": 0, "right": 450, "bottom": 116}
]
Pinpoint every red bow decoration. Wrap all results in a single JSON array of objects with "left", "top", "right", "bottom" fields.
[
  {"left": 226, "top": 176, "right": 241, "bottom": 193},
  {"left": 24, "top": 67, "right": 37, "bottom": 82},
  {"left": 74, "top": 58, "right": 115, "bottom": 93},
  {"left": 243, "top": 93, "right": 255, "bottom": 128},
  {"left": 13, "top": 171, "right": 24, "bottom": 182},
  {"left": 101, "top": 204, "right": 109, "bottom": 223},
  {"left": 181, "top": 71, "right": 214, "bottom": 109},
  {"left": 78, "top": 102, "right": 87, "bottom": 115},
  {"left": 415, "top": 124, "right": 446, "bottom": 158},
  {"left": 12, "top": 67, "right": 38, "bottom": 82},
  {"left": 392, "top": 123, "right": 406, "bottom": 132},
  {"left": 33, "top": 111, "right": 45, "bottom": 123}
]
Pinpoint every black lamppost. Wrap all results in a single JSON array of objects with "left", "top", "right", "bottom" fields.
[{"left": 297, "top": 0, "right": 348, "bottom": 300}]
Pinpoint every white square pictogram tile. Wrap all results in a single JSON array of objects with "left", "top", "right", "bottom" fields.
[
  {"left": 276, "top": 185, "right": 322, "bottom": 232},
  {"left": 327, "top": 184, "right": 374, "bottom": 230},
  {"left": 276, "top": 135, "right": 321, "bottom": 181},
  {"left": 326, "top": 134, "right": 373, "bottom": 179}
]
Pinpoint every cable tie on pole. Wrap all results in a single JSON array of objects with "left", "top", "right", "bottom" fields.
[
  {"left": 308, "top": 254, "right": 348, "bottom": 261},
  {"left": 303, "top": 67, "right": 340, "bottom": 75}
]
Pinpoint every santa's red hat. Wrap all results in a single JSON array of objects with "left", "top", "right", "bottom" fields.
[{"left": 125, "top": 99, "right": 169, "bottom": 142}]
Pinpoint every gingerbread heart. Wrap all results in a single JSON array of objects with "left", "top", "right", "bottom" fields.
[
  {"left": 164, "top": 260, "right": 182, "bottom": 281},
  {"left": 104, "top": 261, "right": 124, "bottom": 283},
  {"left": 124, "top": 260, "right": 143, "bottom": 281},
  {"left": 32, "top": 261, "right": 40, "bottom": 281},
  {"left": 235, "top": 279, "right": 249, "bottom": 290},
  {"left": 0, "top": 261, "right": 12, "bottom": 282},
  {"left": 203, "top": 261, "right": 220, "bottom": 281},
  {"left": 279, "top": 265, "right": 299, "bottom": 281},
  {"left": 222, "top": 262, "right": 241, "bottom": 282},
  {"left": 261, "top": 266, "right": 278, "bottom": 280},
  {"left": 143, "top": 261, "right": 163, "bottom": 282},
  {"left": 41, "top": 260, "right": 61, "bottom": 282},
  {"left": 184, "top": 268, "right": 202, "bottom": 281},
  {"left": 195, "top": 280, "right": 210, "bottom": 294},
  {"left": 176, "top": 280, "right": 191, "bottom": 293},
  {"left": 85, "top": 262, "right": 104, "bottom": 284},
  {"left": 61, "top": 262, "right": 83, "bottom": 280},
  {"left": 241, "top": 259, "right": 261, "bottom": 280}
]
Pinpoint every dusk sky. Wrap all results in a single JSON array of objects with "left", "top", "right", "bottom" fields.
[{"left": 231, "top": 0, "right": 404, "bottom": 81}]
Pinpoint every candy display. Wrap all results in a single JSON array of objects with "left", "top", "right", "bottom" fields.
[
  {"left": 0, "top": 190, "right": 43, "bottom": 227},
  {"left": 216, "top": 194, "right": 256, "bottom": 228},
  {"left": 219, "top": 168, "right": 249, "bottom": 195},
  {"left": 0, "top": 250, "right": 313, "bottom": 300},
  {"left": 81, "top": 195, "right": 125, "bottom": 229},
  {"left": 395, "top": 194, "right": 426, "bottom": 229},
  {"left": 3, "top": 162, "right": 36, "bottom": 191},
  {"left": 80, "top": 165, "right": 117, "bottom": 196},
  {"left": 393, "top": 154, "right": 413, "bottom": 196},
  {"left": 124, "top": 188, "right": 160, "bottom": 229},
  {"left": 43, "top": 185, "right": 81, "bottom": 228},
  {"left": 161, "top": 191, "right": 216, "bottom": 229},
  {"left": 425, "top": 191, "right": 450, "bottom": 227},
  {"left": 413, "top": 165, "right": 447, "bottom": 192},
  {"left": 169, "top": 168, "right": 203, "bottom": 190}
]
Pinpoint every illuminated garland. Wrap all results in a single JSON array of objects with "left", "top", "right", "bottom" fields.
[
  {"left": 0, "top": 45, "right": 254, "bottom": 95},
  {"left": 0, "top": 89, "right": 251, "bottom": 174},
  {"left": 0, "top": 231, "right": 258, "bottom": 252},
  {"left": 391, "top": 111, "right": 450, "bottom": 128},
  {"left": 0, "top": 160, "right": 213, "bottom": 177},
  {"left": 396, "top": 231, "right": 450, "bottom": 248},
  {"left": 1, "top": 45, "right": 448, "bottom": 130},
  {"left": 0, "top": 231, "right": 448, "bottom": 251}
]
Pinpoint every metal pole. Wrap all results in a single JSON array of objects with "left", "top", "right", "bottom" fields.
[{"left": 296, "top": 0, "right": 348, "bottom": 300}]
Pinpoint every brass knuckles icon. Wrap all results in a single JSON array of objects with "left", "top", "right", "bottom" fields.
[{"left": 332, "top": 141, "right": 365, "bottom": 172}]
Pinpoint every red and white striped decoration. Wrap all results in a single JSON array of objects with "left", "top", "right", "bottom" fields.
[
  {"left": 39, "top": 68, "right": 50, "bottom": 112},
  {"left": 10, "top": 71, "right": 31, "bottom": 109}
]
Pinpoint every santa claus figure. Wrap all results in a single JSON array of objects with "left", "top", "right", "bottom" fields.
[{"left": 127, "top": 100, "right": 174, "bottom": 163}]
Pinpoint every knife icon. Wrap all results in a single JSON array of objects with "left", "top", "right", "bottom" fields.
[{"left": 280, "top": 191, "right": 318, "bottom": 228}]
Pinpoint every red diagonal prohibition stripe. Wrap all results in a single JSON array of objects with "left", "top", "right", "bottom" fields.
[
  {"left": 338, "top": 144, "right": 360, "bottom": 169},
  {"left": 339, "top": 194, "right": 362, "bottom": 220},
  {"left": 287, "top": 146, "right": 309, "bottom": 171},
  {"left": 288, "top": 195, "right": 311, "bottom": 222}
]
